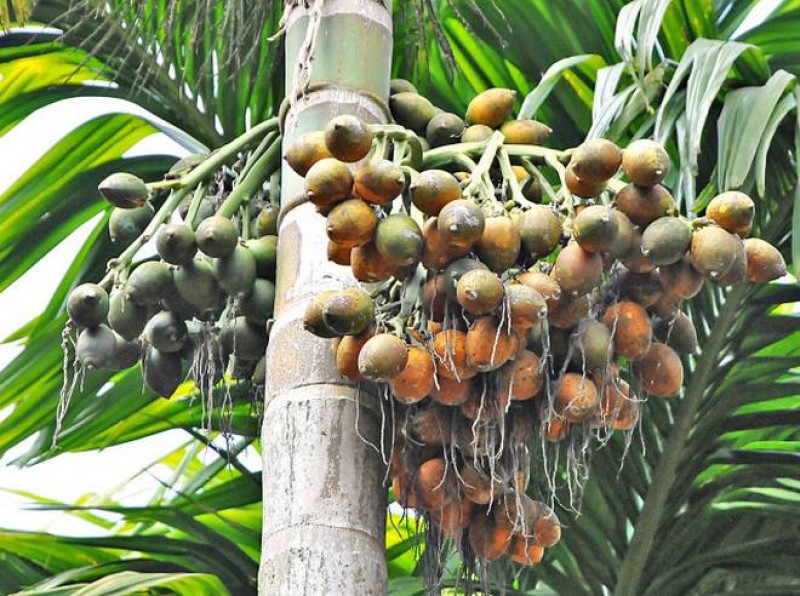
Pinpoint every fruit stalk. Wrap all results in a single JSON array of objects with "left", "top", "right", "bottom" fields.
[
  {"left": 217, "top": 133, "right": 281, "bottom": 218},
  {"left": 100, "top": 118, "right": 280, "bottom": 287},
  {"left": 496, "top": 146, "right": 535, "bottom": 208},
  {"left": 422, "top": 138, "right": 570, "bottom": 169}
]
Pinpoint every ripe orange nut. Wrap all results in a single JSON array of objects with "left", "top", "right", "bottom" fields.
[
  {"left": 390, "top": 345, "right": 435, "bottom": 404},
  {"left": 603, "top": 301, "right": 652, "bottom": 360},
  {"left": 555, "top": 372, "right": 599, "bottom": 422},
  {"left": 633, "top": 343, "right": 684, "bottom": 397},
  {"left": 432, "top": 329, "right": 476, "bottom": 380}
]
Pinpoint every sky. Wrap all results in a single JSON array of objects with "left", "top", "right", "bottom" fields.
[{"left": 0, "top": 0, "right": 783, "bottom": 537}]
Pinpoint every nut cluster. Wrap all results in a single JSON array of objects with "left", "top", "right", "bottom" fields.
[{"left": 298, "top": 81, "right": 787, "bottom": 566}]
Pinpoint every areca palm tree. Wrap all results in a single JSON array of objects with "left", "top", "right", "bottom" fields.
[{"left": 1, "top": 0, "right": 799, "bottom": 594}]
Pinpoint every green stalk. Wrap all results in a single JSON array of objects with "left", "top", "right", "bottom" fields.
[
  {"left": 614, "top": 283, "right": 747, "bottom": 595},
  {"left": 423, "top": 139, "right": 570, "bottom": 169},
  {"left": 216, "top": 136, "right": 281, "bottom": 218},
  {"left": 185, "top": 183, "right": 206, "bottom": 230},
  {"left": 497, "top": 147, "right": 534, "bottom": 208},
  {"left": 179, "top": 118, "right": 278, "bottom": 189},
  {"left": 368, "top": 124, "right": 423, "bottom": 167},
  {"left": 464, "top": 131, "right": 504, "bottom": 201},
  {"left": 238, "top": 130, "right": 280, "bottom": 182},
  {"left": 100, "top": 118, "right": 279, "bottom": 287},
  {"left": 521, "top": 158, "right": 559, "bottom": 205},
  {"left": 544, "top": 152, "right": 575, "bottom": 224}
]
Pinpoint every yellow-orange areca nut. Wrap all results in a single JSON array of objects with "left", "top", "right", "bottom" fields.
[
  {"left": 390, "top": 345, "right": 435, "bottom": 404},
  {"left": 552, "top": 242, "right": 603, "bottom": 297},
  {"left": 469, "top": 512, "right": 513, "bottom": 561},
  {"left": 460, "top": 461, "right": 503, "bottom": 505},
  {"left": 497, "top": 349, "right": 543, "bottom": 400},
  {"left": 534, "top": 503, "right": 562, "bottom": 547},
  {"left": 462, "top": 124, "right": 494, "bottom": 142},
  {"left": 572, "top": 205, "right": 619, "bottom": 253},
  {"left": 357, "top": 334, "right": 409, "bottom": 381},
  {"left": 510, "top": 538, "right": 544, "bottom": 566},
  {"left": 285, "top": 131, "right": 333, "bottom": 176},
  {"left": 597, "top": 375, "right": 639, "bottom": 431},
  {"left": 466, "top": 316, "right": 517, "bottom": 372},
  {"left": 437, "top": 199, "right": 486, "bottom": 250},
  {"left": 544, "top": 418, "right": 570, "bottom": 442},
  {"left": 414, "top": 457, "right": 455, "bottom": 508},
  {"left": 516, "top": 205, "right": 562, "bottom": 259},
  {"left": 410, "top": 169, "right": 462, "bottom": 216},
  {"left": 622, "top": 139, "right": 670, "bottom": 186},
  {"left": 303, "top": 290, "right": 339, "bottom": 338},
  {"left": 431, "top": 376, "right": 475, "bottom": 406},
  {"left": 304, "top": 157, "right": 353, "bottom": 207},
  {"left": 500, "top": 119, "right": 551, "bottom": 145},
  {"left": 327, "top": 240, "right": 352, "bottom": 266},
  {"left": 512, "top": 165, "right": 529, "bottom": 184},
  {"left": 475, "top": 216, "right": 521, "bottom": 272},
  {"left": 515, "top": 269, "right": 561, "bottom": 310},
  {"left": 555, "top": 372, "right": 599, "bottom": 422},
  {"left": 493, "top": 493, "right": 538, "bottom": 534},
  {"left": 421, "top": 218, "right": 470, "bottom": 270},
  {"left": 392, "top": 468, "right": 417, "bottom": 508},
  {"left": 430, "top": 500, "right": 475, "bottom": 538},
  {"left": 690, "top": 225, "right": 739, "bottom": 280},
  {"left": 414, "top": 458, "right": 458, "bottom": 509},
  {"left": 351, "top": 242, "right": 394, "bottom": 282},
  {"left": 602, "top": 301, "right": 652, "bottom": 360},
  {"left": 615, "top": 183, "right": 677, "bottom": 227},
  {"left": 744, "top": 238, "right": 787, "bottom": 282},
  {"left": 565, "top": 164, "right": 605, "bottom": 198},
  {"left": 466, "top": 88, "right": 517, "bottom": 128},
  {"left": 324, "top": 115, "right": 373, "bottom": 162},
  {"left": 353, "top": 159, "right": 405, "bottom": 205},
  {"left": 335, "top": 331, "right": 372, "bottom": 380},
  {"left": 408, "top": 406, "right": 453, "bottom": 447},
  {"left": 706, "top": 191, "right": 755, "bottom": 237},
  {"left": 570, "top": 138, "right": 622, "bottom": 183},
  {"left": 633, "top": 343, "right": 684, "bottom": 397},
  {"left": 325, "top": 199, "right": 377, "bottom": 248},
  {"left": 432, "top": 329, "right": 476, "bottom": 380},
  {"left": 456, "top": 269, "right": 505, "bottom": 315}
]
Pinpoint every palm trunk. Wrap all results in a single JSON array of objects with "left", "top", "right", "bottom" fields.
[{"left": 259, "top": 1, "right": 392, "bottom": 594}]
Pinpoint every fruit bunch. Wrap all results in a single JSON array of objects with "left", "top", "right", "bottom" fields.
[
  {"left": 298, "top": 82, "right": 787, "bottom": 566},
  {"left": 59, "top": 122, "right": 281, "bottom": 439}
]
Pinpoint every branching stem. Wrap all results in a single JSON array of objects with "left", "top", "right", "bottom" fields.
[
  {"left": 100, "top": 118, "right": 280, "bottom": 288},
  {"left": 496, "top": 147, "right": 535, "bottom": 208}
]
